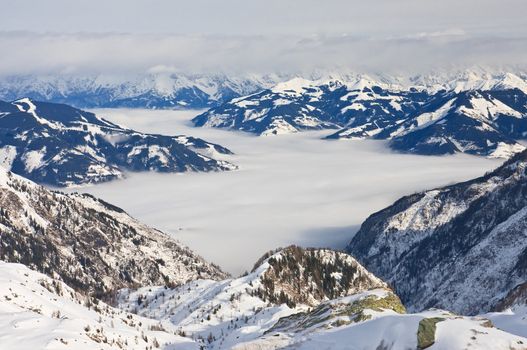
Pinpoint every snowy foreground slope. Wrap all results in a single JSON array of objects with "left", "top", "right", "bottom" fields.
[
  {"left": 194, "top": 72, "right": 527, "bottom": 158},
  {"left": 116, "top": 246, "right": 527, "bottom": 350},
  {"left": 1, "top": 229, "right": 526, "bottom": 349},
  {"left": 0, "top": 98, "right": 235, "bottom": 187},
  {"left": 0, "top": 262, "right": 200, "bottom": 350},
  {"left": 348, "top": 149, "right": 527, "bottom": 315},
  {"left": 0, "top": 166, "right": 227, "bottom": 298}
]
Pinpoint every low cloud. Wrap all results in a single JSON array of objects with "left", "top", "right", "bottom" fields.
[
  {"left": 76, "top": 109, "right": 502, "bottom": 274},
  {"left": 0, "top": 31, "right": 526, "bottom": 77}
]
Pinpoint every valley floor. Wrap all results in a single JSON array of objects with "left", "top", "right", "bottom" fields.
[{"left": 74, "top": 108, "right": 500, "bottom": 274}]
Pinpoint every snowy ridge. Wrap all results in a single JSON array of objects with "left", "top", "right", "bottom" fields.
[
  {"left": 116, "top": 246, "right": 527, "bottom": 349},
  {"left": 348, "top": 149, "right": 527, "bottom": 314},
  {"left": 116, "top": 246, "right": 390, "bottom": 349},
  {"left": 0, "top": 166, "right": 227, "bottom": 298},
  {"left": 0, "top": 98, "right": 236, "bottom": 186}
]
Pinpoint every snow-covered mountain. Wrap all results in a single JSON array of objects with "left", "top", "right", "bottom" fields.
[
  {"left": 347, "top": 149, "right": 527, "bottom": 315},
  {"left": 0, "top": 73, "right": 284, "bottom": 109},
  {"left": 194, "top": 72, "right": 527, "bottom": 157},
  {"left": 193, "top": 77, "right": 428, "bottom": 136},
  {"left": 0, "top": 166, "right": 227, "bottom": 299},
  {"left": 0, "top": 98, "right": 236, "bottom": 187},
  {"left": 116, "top": 246, "right": 527, "bottom": 350}
]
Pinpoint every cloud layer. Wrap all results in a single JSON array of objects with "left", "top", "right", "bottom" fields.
[
  {"left": 1, "top": 31, "right": 526, "bottom": 76},
  {"left": 76, "top": 109, "right": 502, "bottom": 274},
  {"left": 0, "top": 0, "right": 526, "bottom": 76}
]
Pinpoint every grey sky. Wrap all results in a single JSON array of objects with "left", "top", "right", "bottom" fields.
[{"left": 0, "top": 0, "right": 526, "bottom": 75}]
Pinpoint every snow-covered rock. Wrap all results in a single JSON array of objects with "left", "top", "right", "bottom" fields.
[
  {"left": 238, "top": 309, "right": 527, "bottom": 350},
  {"left": 0, "top": 166, "right": 227, "bottom": 298},
  {"left": 0, "top": 98, "right": 236, "bottom": 186},
  {"left": 347, "top": 149, "right": 527, "bottom": 314}
]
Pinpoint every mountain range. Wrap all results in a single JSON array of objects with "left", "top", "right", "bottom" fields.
[
  {"left": 194, "top": 72, "right": 527, "bottom": 158},
  {"left": 3, "top": 69, "right": 527, "bottom": 349},
  {"left": 0, "top": 73, "right": 285, "bottom": 109},
  {"left": 0, "top": 98, "right": 236, "bottom": 187}
]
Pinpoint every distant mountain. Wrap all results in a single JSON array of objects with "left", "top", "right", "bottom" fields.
[
  {"left": 0, "top": 98, "right": 236, "bottom": 187},
  {"left": 0, "top": 73, "right": 284, "bottom": 109},
  {"left": 0, "top": 166, "right": 227, "bottom": 299},
  {"left": 117, "top": 245, "right": 527, "bottom": 349},
  {"left": 194, "top": 73, "right": 527, "bottom": 158},
  {"left": 193, "top": 77, "right": 434, "bottom": 135},
  {"left": 347, "top": 149, "right": 527, "bottom": 315}
]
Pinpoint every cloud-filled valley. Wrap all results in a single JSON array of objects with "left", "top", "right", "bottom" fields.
[{"left": 74, "top": 109, "right": 501, "bottom": 274}]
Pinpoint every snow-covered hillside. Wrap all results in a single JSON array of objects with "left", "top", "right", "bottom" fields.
[
  {"left": 0, "top": 98, "right": 236, "bottom": 186},
  {"left": 0, "top": 261, "right": 200, "bottom": 350},
  {"left": 2, "top": 237, "right": 527, "bottom": 349},
  {"left": 194, "top": 72, "right": 527, "bottom": 157},
  {"left": 347, "top": 149, "right": 527, "bottom": 314},
  {"left": 0, "top": 166, "right": 227, "bottom": 298}
]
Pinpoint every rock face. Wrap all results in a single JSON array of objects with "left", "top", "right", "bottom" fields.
[
  {"left": 0, "top": 98, "right": 236, "bottom": 187},
  {"left": 347, "top": 150, "right": 527, "bottom": 314},
  {"left": 194, "top": 74, "right": 527, "bottom": 158},
  {"left": 0, "top": 167, "right": 227, "bottom": 299},
  {"left": 254, "top": 246, "right": 388, "bottom": 307}
]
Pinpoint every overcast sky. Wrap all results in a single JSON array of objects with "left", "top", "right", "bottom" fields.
[{"left": 1, "top": 0, "right": 526, "bottom": 75}]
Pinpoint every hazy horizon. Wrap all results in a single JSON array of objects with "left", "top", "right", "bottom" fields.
[{"left": 0, "top": 0, "right": 526, "bottom": 76}]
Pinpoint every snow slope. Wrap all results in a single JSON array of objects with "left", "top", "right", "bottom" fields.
[
  {"left": 116, "top": 246, "right": 527, "bottom": 350},
  {"left": 117, "top": 246, "right": 390, "bottom": 349},
  {"left": 0, "top": 261, "right": 200, "bottom": 350}
]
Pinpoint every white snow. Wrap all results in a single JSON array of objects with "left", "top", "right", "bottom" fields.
[
  {"left": 488, "top": 142, "right": 526, "bottom": 158},
  {"left": 458, "top": 94, "right": 523, "bottom": 121},
  {"left": 13, "top": 98, "right": 65, "bottom": 129},
  {"left": 272, "top": 78, "right": 314, "bottom": 95},
  {"left": 0, "top": 145, "right": 17, "bottom": 170},
  {"left": 21, "top": 147, "right": 47, "bottom": 173}
]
